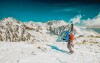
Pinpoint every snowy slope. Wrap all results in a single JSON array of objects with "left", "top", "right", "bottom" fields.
[
  {"left": 0, "top": 41, "right": 100, "bottom": 63},
  {"left": 0, "top": 17, "right": 100, "bottom": 63},
  {"left": 0, "top": 17, "right": 49, "bottom": 42}
]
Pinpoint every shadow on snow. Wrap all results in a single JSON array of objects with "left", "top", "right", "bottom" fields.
[{"left": 50, "top": 45, "right": 68, "bottom": 53}]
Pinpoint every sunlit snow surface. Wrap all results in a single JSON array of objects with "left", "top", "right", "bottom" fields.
[
  {"left": 0, "top": 17, "right": 100, "bottom": 63},
  {"left": 0, "top": 40, "right": 100, "bottom": 63}
]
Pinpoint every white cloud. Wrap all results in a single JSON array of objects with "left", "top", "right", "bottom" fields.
[
  {"left": 52, "top": 8, "right": 79, "bottom": 12},
  {"left": 70, "top": 15, "right": 82, "bottom": 24},
  {"left": 69, "top": 13, "right": 100, "bottom": 28},
  {"left": 84, "top": 13, "right": 100, "bottom": 28}
]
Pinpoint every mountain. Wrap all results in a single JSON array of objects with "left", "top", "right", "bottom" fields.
[
  {"left": 0, "top": 17, "right": 100, "bottom": 63},
  {"left": 0, "top": 17, "right": 100, "bottom": 42},
  {"left": 47, "top": 20, "right": 99, "bottom": 36},
  {"left": 87, "top": 25, "right": 100, "bottom": 28},
  {"left": 0, "top": 17, "right": 50, "bottom": 42}
]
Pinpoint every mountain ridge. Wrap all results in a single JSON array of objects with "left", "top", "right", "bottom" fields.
[{"left": 0, "top": 17, "right": 99, "bottom": 42}]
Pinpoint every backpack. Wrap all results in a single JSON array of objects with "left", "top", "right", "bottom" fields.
[{"left": 64, "top": 31, "right": 70, "bottom": 42}]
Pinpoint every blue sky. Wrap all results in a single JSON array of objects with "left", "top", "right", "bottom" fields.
[{"left": 0, "top": 0, "right": 100, "bottom": 22}]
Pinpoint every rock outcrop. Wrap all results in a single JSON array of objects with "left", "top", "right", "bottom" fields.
[{"left": 0, "top": 17, "right": 46, "bottom": 42}]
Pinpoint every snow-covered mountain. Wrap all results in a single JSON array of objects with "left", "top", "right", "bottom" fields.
[
  {"left": 0, "top": 17, "right": 99, "bottom": 42},
  {"left": 0, "top": 17, "right": 100, "bottom": 63},
  {"left": 47, "top": 20, "right": 99, "bottom": 36},
  {"left": 0, "top": 17, "right": 50, "bottom": 42}
]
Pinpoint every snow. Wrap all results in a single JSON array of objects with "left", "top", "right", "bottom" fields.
[
  {"left": 0, "top": 41, "right": 100, "bottom": 63},
  {"left": 0, "top": 17, "right": 100, "bottom": 63}
]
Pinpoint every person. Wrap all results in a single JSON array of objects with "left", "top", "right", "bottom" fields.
[{"left": 67, "top": 31, "right": 74, "bottom": 53}]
